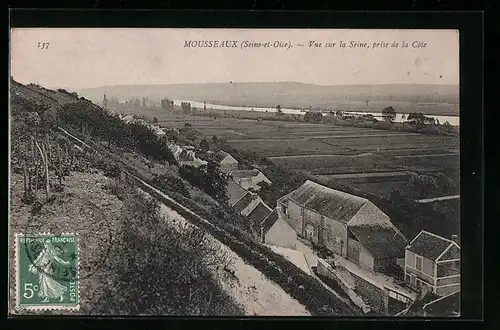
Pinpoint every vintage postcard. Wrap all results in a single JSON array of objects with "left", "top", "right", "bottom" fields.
[{"left": 9, "top": 28, "right": 460, "bottom": 316}]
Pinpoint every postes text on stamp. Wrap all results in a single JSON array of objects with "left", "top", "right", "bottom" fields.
[{"left": 15, "top": 233, "right": 79, "bottom": 310}]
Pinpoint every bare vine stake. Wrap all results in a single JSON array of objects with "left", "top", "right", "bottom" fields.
[
  {"left": 35, "top": 139, "right": 50, "bottom": 199},
  {"left": 30, "top": 135, "right": 35, "bottom": 194},
  {"left": 56, "top": 143, "right": 62, "bottom": 185},
  {"left": 45, "top": 133, "right": 51, "bottom": 162},
  {"left": 22, "top": 156, "right": 28, "bottom": 198}
]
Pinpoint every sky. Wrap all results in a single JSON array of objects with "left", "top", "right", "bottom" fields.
[{"left": 10, "top": 28, "right": 459, "bottom": 90}]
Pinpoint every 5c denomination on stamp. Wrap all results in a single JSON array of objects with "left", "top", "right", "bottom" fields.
[{"left": 15, "top": 233, "right": 79, "bottom": 311}]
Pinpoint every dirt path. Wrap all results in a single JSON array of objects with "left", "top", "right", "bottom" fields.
[
  {"left": 155, "top": 202, "right": 311, "bottom": 316},
  {"left": 415, "top": 195, "right": 460, "bottom": 203}
]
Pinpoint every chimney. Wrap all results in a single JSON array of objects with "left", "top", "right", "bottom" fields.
[{"left": 451, "top": 235, "right": 459, "bottom": 245}]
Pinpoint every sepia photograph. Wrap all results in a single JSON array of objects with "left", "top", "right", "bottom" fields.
[{"left": 9, "top": 27, "right": 460, "bottom": 317}]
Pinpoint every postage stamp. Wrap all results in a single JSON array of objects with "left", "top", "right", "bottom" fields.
[{"left": 15, "top": 233, "right": 79, "bottom": 310}]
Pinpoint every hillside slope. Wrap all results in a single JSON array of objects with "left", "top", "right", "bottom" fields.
[{"left": 9, "top": 80, "right": 356, "bottom": 316}]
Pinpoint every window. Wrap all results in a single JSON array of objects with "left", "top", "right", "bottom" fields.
[
  {"left": 320, "top": 216, "right": 325, "bottom": 227},
  {"left": 405, "top": 273, "right": 410, "bottom": 283},
  {"left": 415, "top": 255, "right": 423, "bottom": 272}
]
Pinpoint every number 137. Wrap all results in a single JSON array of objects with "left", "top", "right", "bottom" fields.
[{"left": 38, "top": 42, "right": 49, "bottom": 49}]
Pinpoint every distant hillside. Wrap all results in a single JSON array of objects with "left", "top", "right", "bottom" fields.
[{"left": 78, "top": 82, "right": 459, "bottom": 115}]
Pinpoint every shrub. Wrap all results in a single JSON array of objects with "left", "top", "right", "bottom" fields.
[
  {"left": 93, "top": 181, "right": 244, "bottom": 315},
  {"left": 151, "top": 174, "right": 191, "bottom": 198}
]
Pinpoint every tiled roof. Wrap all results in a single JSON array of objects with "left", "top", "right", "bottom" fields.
[
  {"left": 231, "top": 169, "right": 261, "bottom": 178},
  {"left": 215, "top": 150, "right": 236, "bottom": 163},
  {"left": 226, "top": 179, "right": 248, "bottom": 206},
  {"left": 260, "top": 208, "right": 280, "bottom": 234},
  {"left": 349, "top": 224, "right": 408, "bottom": 259},
  {"left": 279, "top": 180, "right": 368, "bottom": 223},
  {"left": 246, "top": 202, "right": 272, "bottom": 226},
  {"left": 407, "top": 231, "right": 455, "bottom": 261},
  {"left": 233, "top": 193, "right": 258, "bottom": 214},
  {"left": 423, "top": 290, "right": 460, "bottom": 316}
]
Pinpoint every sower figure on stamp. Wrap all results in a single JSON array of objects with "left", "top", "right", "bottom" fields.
[{"left": 28, "top": 239, "right": 70, "bottom": 303}]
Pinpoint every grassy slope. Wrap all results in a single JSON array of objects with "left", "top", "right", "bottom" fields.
[
  {"left": 9, "top": 170, "right": 125, "bottom": 315},
  {"left": 8, "top": 81, "right": 241, "bottom": 315}
]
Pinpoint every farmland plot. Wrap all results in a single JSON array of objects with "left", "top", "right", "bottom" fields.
[
  {"left": 271, "top": 154, "right": 403, "bottom": 174},
  {"left": 228, "top": 139, "right": 354, "bottom": 157}
]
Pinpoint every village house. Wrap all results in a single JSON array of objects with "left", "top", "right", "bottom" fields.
[
  {"left": 225, "top": 179, "right": 275, "bottom": 232},
  {"left": 277, "top": 180, "right": 408, "bottom": 274},
  {"left": 226, "top": 179, "right": 249, "bottom": 207},
  {"left": 257, "top": 208, "right": 299, "bottom": 249},
  {"left": 230, "top": 169, "right": 272, "bottom": 191},
  {"left": 404, "top": 230, "right": 460, "bottom": 296},
  {"left": 214, "top": 150, "right": 239, "bottom": 173},
  {"left": 120, "top": 114, "right": 135, "bottom": 124},
  {"left": 233, "top": 191, "right": 265, "bottom": 217},
  {"left": 167, "top": 143, "right": 207, "bottom": 168},
  {"left": 422, "top": 290, "right": 460, "bottom": 316},
  {"left": 155, "top": 128, "right": 166, "bottom": 137}
]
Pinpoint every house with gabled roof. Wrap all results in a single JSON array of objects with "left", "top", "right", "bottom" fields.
[
  {"left": 233, "top": 192, "right": 258, "bottom": 215},
  {"left": 214, "top": 150, "right": 238, "bottom": 173},
  {"left": 246, "top": 202, "right": 273, "bottom": 227},
  {"left": 277, "top": 180, "right": 408, "bottom": 274},
  {"left": 422, "top": 290, "right": 460, "bottom": 316},
  {"left": 228, "top": 185, "right": 275, "bottom": 235},
  {"left": 226, "top": 179, "right": 248, "bottom": 207},
  {"left": 257, "top": 208, "right": 299, "bottom": 249},
  {"left": 404, "top": 230, "right": 460, "bottom": 296},
  {"left": 230, "top": 169, "right": 271, "bottom": 191}
]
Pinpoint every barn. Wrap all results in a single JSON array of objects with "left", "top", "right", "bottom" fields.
[{"left": 277, "top": 180, "right": 408, "bottom": 274}]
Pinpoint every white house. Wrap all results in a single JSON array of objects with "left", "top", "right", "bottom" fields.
[
  {"left": 230, "top": 169, "right": 272, "bottom": 191},
  {"left": 167, "top": 142, "right": 207, "bottom": 168},
  {"left": 121, "top": 114, "right": 135, "bottom": 123},
  {"left": 404, "top": 230, "right": 460, "bottom": 296},
  {"left": 214, "top": 150, "right": 239, "bottom": 173}
]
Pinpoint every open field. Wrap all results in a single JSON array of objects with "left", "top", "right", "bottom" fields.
[{"left": 113, "top": 109, "right": 459, "bottom": 199}]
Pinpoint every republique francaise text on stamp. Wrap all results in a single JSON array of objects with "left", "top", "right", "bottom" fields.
[{"left": 15, "top": 233, "right": 79, "bottom": 311}]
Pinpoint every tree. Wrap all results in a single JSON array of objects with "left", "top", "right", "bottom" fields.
[
  {"left": 199, "top": 139, "right": 209, "bottom": 151},
  {"left": 407, "top": 112, "right": 436, "bottom": 126},
  {"left": 181, "top": 102, "right": 191, "bottom": 114},
  {"left": 303, "top": 111, "right": 323, "bottom": 123},
  {"left": 382, "top": 106, "right": 396, "bottom": 123},
  {"left": 276, "top": 105, "right": 283, "bottom": 116},
  {"left": 212, "top": 135, "right": 219, "bottom": 144},
  {"left": 153, "top": 117, "right": 158, "bottom": 123}
]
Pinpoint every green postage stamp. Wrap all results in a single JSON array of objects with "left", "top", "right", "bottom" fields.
[{"left": 15, "top": 233, "right": 79, "bottom": 311}]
